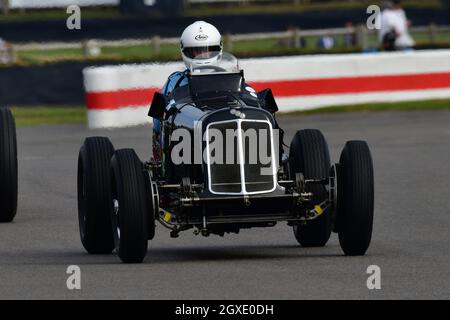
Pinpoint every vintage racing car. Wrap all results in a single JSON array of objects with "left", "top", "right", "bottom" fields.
[
  {"left": 77, "top": 54, "right": 374, "bottom": 263},
  {"left": 0, "top": 107, "right": 18, "bottom": 223}
]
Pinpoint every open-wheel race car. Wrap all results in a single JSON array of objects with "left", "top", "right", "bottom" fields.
[
  {"left": 0, "top": 107, "right": 18, "bottom": 223},
  {"left": 77, "top": 53, "right": 374, "bottom": 263}
]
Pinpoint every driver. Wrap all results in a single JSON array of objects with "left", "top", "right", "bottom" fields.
[
  {"left": 153, "top": 21, "right": 223, "bottom": 139},
  {"left": 152, "top": 21, "right": 259, "bottom": 162}
]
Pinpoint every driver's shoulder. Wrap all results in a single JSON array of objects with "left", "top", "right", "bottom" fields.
[
  {"left": 163, "top": 69, "right": 189, "bottom": 96},
  {"left": 167, "top": 70, "right": 189, "bottom": 81}
]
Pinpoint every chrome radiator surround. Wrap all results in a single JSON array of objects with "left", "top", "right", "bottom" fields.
[{"left": 205, "top": 119, "right": 277, "bottom": 196}]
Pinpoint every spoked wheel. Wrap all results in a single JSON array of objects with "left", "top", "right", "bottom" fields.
[
  {"left": 77, "top": 137, "right": 115, "bottom": 254},
  {"left": 0, "top": 108, "right": 18, "bottom": 223},
  {"left": 336, "top": 141, "right": 374, "bottom": 256},
  {"left": 289, "top": 129, "right": 332, "bottom": 247},
  {"left": 111, "top": 149, "right": 153, "bottom": 263}
]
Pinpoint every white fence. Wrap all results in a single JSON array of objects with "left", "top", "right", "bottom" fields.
[
  {"left": 12, "top": 25, "right": 450, "bottom": 53},
  {"left": 83, "top": 49, "right": 450, "bottom": 129}
]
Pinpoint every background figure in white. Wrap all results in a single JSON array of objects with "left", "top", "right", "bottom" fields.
[{"left": 379, "top": 0, "right": 415, "bottom": 51}]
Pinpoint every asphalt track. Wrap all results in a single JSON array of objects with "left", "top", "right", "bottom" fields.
[{"left": 0, "top": 110, "right": 449, "bottom": 300}]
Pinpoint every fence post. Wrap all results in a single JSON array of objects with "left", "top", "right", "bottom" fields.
[
  {"left": 223, "top": 33, "right": 233, "bottom": 52},
  {"left": 355, "top": 24, "right": 369, "bottom": 50},
  {"left": 428, "top": 23, "right": 437, "bottom": 44},
  {"left": 293, "top": 28, "right": 302, "bottom": 49},
  {"left": 8, "top": 43, "right": 16, "bottom": 63},
  {"left": 83, "top": 40, "right": 101, "bottom": 58},
  {"left": 152, "top": 36, "right": 161, "bottom": 56},
  {"left": 2, "top": 0, "right": 10, "bottom": 14}
]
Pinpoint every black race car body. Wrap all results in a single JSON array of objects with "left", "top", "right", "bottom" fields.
[
  {"left": 77, "top": 53, "right": 375, "bottom": 263},
  {"left": 149, "top": 68, "right": 306, "bottom": 236}
]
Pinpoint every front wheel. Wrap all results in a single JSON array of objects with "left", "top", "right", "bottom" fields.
[
  {"left": 0, "top": 108, "right": 18, "bottom": 223},
  {"left": 111, "top": 149, "right": 151, "bottom": 263},
  {"left": 337, "top": 141, "right": 374, "bottom": 256},
  {"left": 289, "top": 129, "right": 332, "bottom": 247}
]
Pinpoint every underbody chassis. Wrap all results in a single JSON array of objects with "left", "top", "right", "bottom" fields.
[{"left": 150, "top": 169, "right": 337, "bottom": 239}]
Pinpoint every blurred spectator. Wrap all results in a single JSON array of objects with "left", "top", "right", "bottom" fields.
[
  {"left": 379, "top": 0, "right": 415, "bottom": 51},
  {"left": 344, "top": 21, "right": 357, "bottom": 48},
  {"left": 317, "top": 35, "right": 335, "bottom": 50},
  {"left": 0, "top": 37, "right": 8, "bottom": 63},
  {"left": 0, "top": 37, "right": 15, "bottom": 64}
]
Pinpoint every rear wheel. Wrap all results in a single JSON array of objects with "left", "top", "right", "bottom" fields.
[
  {"left": 289, "top": 129, "right": 332, "bottom": 247},
  {"left": 337, "top": 141, "right": 374, "bottom": 256},
  {"left": 77, "top": 137, "right": 115, "bottom": 254},
  {"left": 0, "top": 108, "right": 18, "bottom": 223},
  {"left": 111, "top": 149, "right": 150, "bottom": 263}
]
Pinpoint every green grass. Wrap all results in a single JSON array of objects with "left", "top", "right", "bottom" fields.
[
  {"left": 285, "top": 99, "right": 450, "bottom": 115},
  {"left": 15, "top": 43, "right": 183, "bottom": 66},
  {"left": 10, "top": 99, "right": 450, "bottom": 127},
  {"left": 11, "top": 107, "right": 86, "bottom": 127},
  {"left": 367, "top": 31, "right": 450, "bottom": 47}
]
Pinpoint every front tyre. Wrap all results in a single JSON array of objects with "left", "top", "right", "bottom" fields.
[
  {"left": 111, "top": 149, "right": 150, "bottom": 263},
  {"left": 0, "top": 108, "right": 18, "bottom": 223},
  {"left": 77, "top": 137, "right": 115, "bottom": 254},
  {"left": 337, "top": 141, "right": 374, "bottom": 256},
  {"left": 289, "top": 129, "right": 332, "bottom": 247}
]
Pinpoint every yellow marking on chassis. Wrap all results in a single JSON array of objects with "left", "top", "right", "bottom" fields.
[
  {"left": 163, "top": 212, "right": 172, "bottom": 223},
  {"left": 314, "top": 205, "right": 324, "bottom": 216}
]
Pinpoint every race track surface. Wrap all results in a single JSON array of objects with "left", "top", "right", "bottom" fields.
[{"left": 1, "top": 110, "right": 449, "bottom": 300}]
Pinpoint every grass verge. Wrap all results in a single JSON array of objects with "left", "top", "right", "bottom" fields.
[
  {"left": 11, "top": 106, "right": 86, "bottom": 127},
  {"left": 284, "top": 99, "right": 450, "bottom": 115},
  {"left": 10, "top": 99, "right": 450, "bottom": 127}
]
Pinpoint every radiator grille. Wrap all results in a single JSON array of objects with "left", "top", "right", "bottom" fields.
[{"left": 206, "top": 119, "right": 276, "bottom": 195}]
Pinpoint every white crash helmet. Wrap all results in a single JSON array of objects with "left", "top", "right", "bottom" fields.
[{"left": 180, "top": 21, "right": 223, "bottom": 70}]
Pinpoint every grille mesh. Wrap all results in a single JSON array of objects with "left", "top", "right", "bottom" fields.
[
  {"left": 241, "top": 122, "right": 274, "bottom": 193},
  {"left": 208, "top": 121, "right": 240, "bottom": 193}
]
